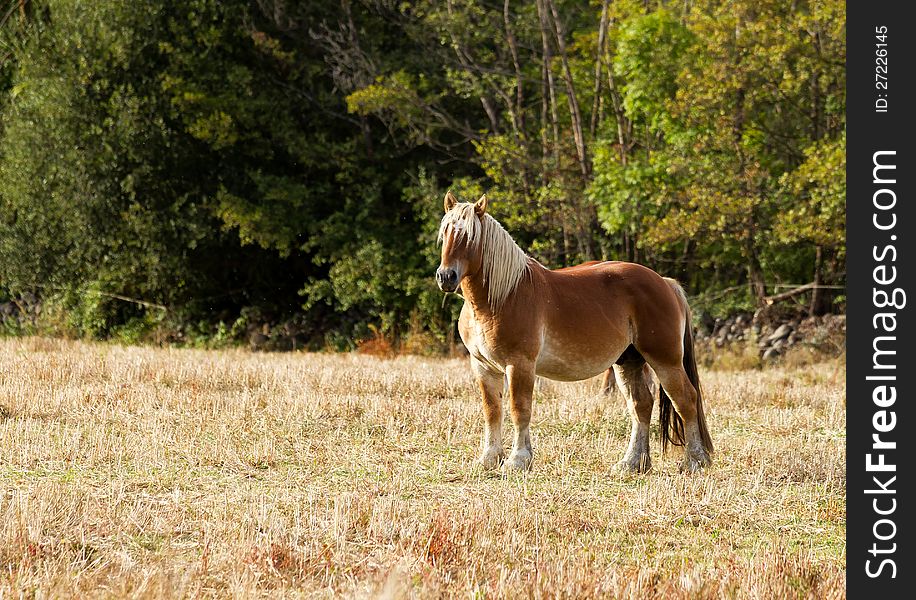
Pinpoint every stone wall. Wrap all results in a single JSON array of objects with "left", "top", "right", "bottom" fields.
[{"left": 697, "top": 311, "right": 846, "bottom": 361}]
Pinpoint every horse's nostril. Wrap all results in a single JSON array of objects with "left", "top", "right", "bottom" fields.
[{"left": 437, "top": 269, "right": 458, "bottom": 289}]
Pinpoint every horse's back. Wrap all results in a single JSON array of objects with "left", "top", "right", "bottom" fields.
[
  {"left": 540, "top": 260, "right": 686, "bottom": 345},
  {"left": 548, "top": 260, "right": 677, "bottom": 299}
]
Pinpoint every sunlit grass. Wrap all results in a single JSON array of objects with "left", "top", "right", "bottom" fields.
[{"left": 0, "top": 337, "right": 844, "bottom": 598}]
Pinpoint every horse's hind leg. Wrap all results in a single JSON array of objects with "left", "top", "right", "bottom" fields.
[
  {"left": 653, "top": 365, "right": 712, "bottom": 472},
  {"left": 614, "top": 361, "right": 654, "bottom": 473},
  {"left": 472, "top": 360, "right": 505, "bottom": 469},
  {"left": 599, "top": 368, "right": 617, "bottom": 398},
  {"left": 643, "top": 364, "right": 658, "bottom": 398}
]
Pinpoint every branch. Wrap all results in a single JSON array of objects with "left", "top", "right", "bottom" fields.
[
  {"left": 763, "top": 282, "right": 845, "bottom": 305},
  {"left": 21, "top": 283, "right": 168, "bottom": 312}
]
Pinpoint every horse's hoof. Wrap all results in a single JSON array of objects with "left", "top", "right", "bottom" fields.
[
  {"left": 503, "top": 451, "right": 532, "bottom": 472},
  {"left": 678, "top": 452, "right": 712, "bottom": 474},
  {"left": 614, "top": 454, "right": 651, "bottom": 474},
  {"left": 477, "top": 448, "right": 505, "bottom": 470}
]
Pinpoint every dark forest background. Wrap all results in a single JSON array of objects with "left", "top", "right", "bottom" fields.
[{"left": 0, "top": 0, "right": 845, "bottom": 351}]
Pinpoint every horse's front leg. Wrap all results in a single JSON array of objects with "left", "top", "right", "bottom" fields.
[
  {"left": 472, "top": 360, "right": 505, "bottom": 469},
  {"left": 504, "top": 362, "right": 535, "bottom": 471}
]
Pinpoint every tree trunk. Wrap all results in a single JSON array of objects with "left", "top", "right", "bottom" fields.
[
  {"left": 503, "top": 0, "right": 525, "bottom": 135},
  {"left": 603, "top": 35, "right": 629, "bottom": 164},
  {"left": 480, "top": 96, "right": 500, "bottom": 133},
  {"left": 745, "top": 237, "right": 767, "bottom": 307},
  {"left": 546, "top": 0, "right": 591, "bottom": 179},
  {"left": 503, "top": 0, "right": 532, "bottom": 194},
  {"left": 590, "top": 0, "right": 611, "bottom": 139},
  {"left": 809, "top": 245, "right": 824, "bottom": 316},
  {"left": 540, "top": 65, "right": 551, "bottom": 170},
  {"left": 536, "top": 0, "right": 561, "bottom": 164},
  {"left": 810, "top": 25, "right": 824, "bottom": 142},
  {"left": 562, "top": 219, "right": 571, "bottom": 265},
  {"left": 445, "top": 0, "right": 517, "bottom": 136},
  {"left": 359, "top": 116, "right": 374, "bottom": 160}
]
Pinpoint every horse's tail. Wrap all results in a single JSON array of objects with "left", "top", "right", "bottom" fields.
[{"left": 659, "top": 278, "right": 713, "bottom": 456}]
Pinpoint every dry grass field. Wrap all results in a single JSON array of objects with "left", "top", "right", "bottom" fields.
[{"left": 0, "top": 337, "right": 845, "bottom": 598}]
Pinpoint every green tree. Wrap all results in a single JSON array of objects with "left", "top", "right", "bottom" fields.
[
  {"left": 0, "top": 0, "right": 847, "bottom": 348},
  {"left": 1, "top": 1, "right": 213, "bottom": 334}
]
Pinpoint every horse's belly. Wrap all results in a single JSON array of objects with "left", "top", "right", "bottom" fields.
[{"left": 535, "top": 341, "right": 616, "bottom": 382}]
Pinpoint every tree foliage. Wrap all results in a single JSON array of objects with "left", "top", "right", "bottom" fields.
[{"left": 0, "top": 0, "right": 846, "bottom": 346}]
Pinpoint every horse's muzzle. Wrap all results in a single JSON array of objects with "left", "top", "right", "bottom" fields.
[{"left": 436, "top": 268, "right": 459, "bottom": 292}]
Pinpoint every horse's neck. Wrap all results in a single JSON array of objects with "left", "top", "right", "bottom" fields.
[
  {"left": 461, "top": 270, "right": 493, "bottom": 317},
  {"left": 461, "top": 259, "right": 533, "bottom": 317}
]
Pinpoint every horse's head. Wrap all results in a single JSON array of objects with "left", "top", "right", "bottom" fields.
[{"left": 436, "top": 191, "right": 489, "bottom": 292}]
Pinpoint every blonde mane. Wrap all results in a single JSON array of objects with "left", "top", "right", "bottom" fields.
[{"left": 438, "top": 202, "right": 530, "bottom": 312}]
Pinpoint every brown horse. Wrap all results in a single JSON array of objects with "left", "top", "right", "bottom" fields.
[
  {"left": 436, "top": 192, "right": 713, "bottom": 473},
  {"left": 555, "top": 261, "right": 657, "bottom": 401}
]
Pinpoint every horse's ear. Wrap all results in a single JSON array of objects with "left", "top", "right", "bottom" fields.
[
  {"left": 474, "top": 194, "right": 488, "bottom": 217},
  {"left": 444, "top": 190, "right": 458, "bottom": 213}
]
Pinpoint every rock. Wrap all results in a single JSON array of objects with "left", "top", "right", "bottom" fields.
[
  {"left": 762, "top": 347, "right": 781, "bottom": 361},
  {"left": 824, "top": 314, "right": 846, "bottom": 332},
  {"left": 765, "top": 324, "right": 793, "bottom": 343}
]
